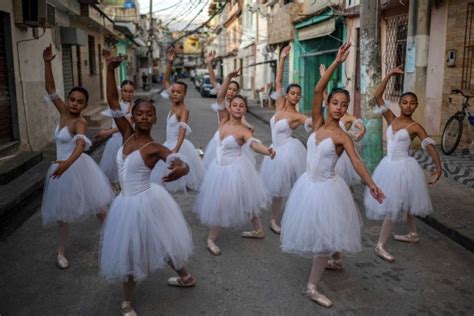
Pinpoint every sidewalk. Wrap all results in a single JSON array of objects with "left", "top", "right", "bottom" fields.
[{"left": 246, "top": 102, "right": 474, "bottom": 252}]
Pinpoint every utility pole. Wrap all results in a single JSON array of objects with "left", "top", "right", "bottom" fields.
[
  {"left": 360, "top": 0, "right": 383, "bottom": 172},
  {"left": 404, "top": 0, "right": 430, "bottom": 128},
  {"left": 147, "top": 0, "right": 153, "bottom": 91}
]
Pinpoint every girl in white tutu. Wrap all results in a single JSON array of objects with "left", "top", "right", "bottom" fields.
[
  {"left": 150, "top": 47, "right": 205, "bottom": 192},
  {"left": 101, "top": 54, "right": 196, "bottom": 316},
  {"left": 193, "top": 95, "right": 275, "bottom": 256},
  {"left": 364, "top": 65, "right": 442, "bottom": 263},
  {"left": 95, "top": 80, "right": 134, "bottom": 189},
  {"left": 203, "top": 51, "right": 256, "bottom": 168},
  {"left": 261, "top": 45, "right": 312, "bottom": 235},
  {"left": 280, "top": 43, "right": 385, "bottom": 308},
  {"left": 41, "top": 44, "right": 115, "bottom": 269}
]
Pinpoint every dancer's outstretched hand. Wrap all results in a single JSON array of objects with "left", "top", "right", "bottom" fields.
[
  {"left": 319, "top": 64, "right": 326, "bottom": 76},
  {"left": 168, "top": 46, "right": 177, "bottom": 63},
  {"left": 207, "top": 50, "right": 216, "bottom": 64},
  {"left": 163, "top": 159, "right": 189, "bottom": 182},
  {"left": 428, "top": 169, "right": 442, "bottom": 185},
  {"left": 369, "top": 185, "right": 385, "bottom": 204},
  {"left": 51, "top": 160, "right": 71, "bottom": 179},
  {"left": 390, "top": 65, "right": 404, "bottom": 76},
  {"left": 335, "top": 41, "right": 351, "bottom": 64},
  {"left": 228, "top": 68, "right": 241, "bottom": 78},
  {"left": 268, "top": 147, "right": 276, "bottom": 159},
  {"left": 280, "top": 45, "right": 290, "bottom": 59},
  {"left": 43, "top": 44, "right": 56, "bottom": 62}
]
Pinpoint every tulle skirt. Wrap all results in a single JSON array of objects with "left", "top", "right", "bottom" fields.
[
  {"left": 335, "top": 151, "right": 361, "bottom": 186},
  {"left": 364, "top": 156, "right": 432, "bottom": 221},
  {"left": 260, "top": 138, "right": 306, "bottom": 198},
  {"left": 150, "top": 138, "right": 205, "bottom": 192},
  {"left": 100, "top": 183, "right": 193, "bottom": 282},
  {"left": 41, "top": 154, "right": 115, "bottom": 225},
  {"left": 99, "top": 133, "right": 122, "bottom": 184},
  {"left": 193, "top": 156, "right": 270, "bottom": 228},
  {"left": 203, "top": 131, "right": 256, "bottom": 169},
  {"left": 281, "top": 173, "right": 362, "bottom": 257}
]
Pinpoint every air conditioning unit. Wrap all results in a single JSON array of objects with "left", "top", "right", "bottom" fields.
[{"left": 13, "top": 0, "right": 55, "bottom": 28}]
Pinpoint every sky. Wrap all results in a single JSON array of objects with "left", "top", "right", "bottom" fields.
[{"left": 137, "top": 0, "right": 210, "bottom": 31}]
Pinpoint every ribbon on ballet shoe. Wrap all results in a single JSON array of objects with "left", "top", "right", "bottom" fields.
[{"left": 393, "top": 232, "right": 419, "bottom": 243}]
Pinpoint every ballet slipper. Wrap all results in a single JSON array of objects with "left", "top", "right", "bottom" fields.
[
  {"left": 207, "top": 239, "right": 221, "bottom": 256},
  {"left": 167, "top": 275, "right": 196, "bottom": 287},
  {"left": 374, "top": 244, "right": 396, "bottom": 263},
  {"left": 393, "top": 232, "right": 419, "bottom": 243},
  {"left": 56, "top": 254, "right": 69, "bottom": 269},
  {"left": 241, "top": 229, "right": 265, "bottom": 239},
  {"left": 306, "top": 283, "right": 333, "bottom": 308},
  {"left": 269, "top": 220, "right": 281, "bottom": 235},
  {"left": 325, "top": 258, "right": 343, "bottom": 271},
  {"left": 120, "top": 301, "right": 137, "bottom": 316}
]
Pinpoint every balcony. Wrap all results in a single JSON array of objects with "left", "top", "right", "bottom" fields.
[
  {"left": 303, "top": 0, "right": 343, "bottom": 15},
  {"left": 267, "top": 3, "right": 302, "bottom": 44}
]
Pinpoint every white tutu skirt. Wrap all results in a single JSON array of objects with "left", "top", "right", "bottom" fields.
[
  {"left": 280, "top": 173, "right": 362, "bottom": 257},
  {"left": 364, "top": 156, "right": 432, "bottom": 221},
  {"left": 99, "top": 133, "right": 122, "bottom": 184},
  {"left": 150, "top": 139, "right": 205, "bottom": 192},
  {"left": 41, "top": 154, "right": 115, "bottom": 225},
  {"left": 335, "top": 151, "right": 361, "bottom": 186},
  {"left": 193, "top": 156, "right": 270, "bottom": 228},
  {"left": 260, "top": 138, "right": 306, "bottom": 198},
  {"left": 203, "top": 131, "right": 256, "bottom": 169},
  {"left": 100, "top": 183, "right": 193, "bottom": 282}
]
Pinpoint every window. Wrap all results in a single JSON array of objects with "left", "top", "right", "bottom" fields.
[
  {"left": 384, "top": 14, "right": 408, "bottom": 100},
  {"left": 462, "top": 3, "right": 474, "bottom": 90},
  {"left": 88, "top": 35, "right": 96, "bottom": 75}
]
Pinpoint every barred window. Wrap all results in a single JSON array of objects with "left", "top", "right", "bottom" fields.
[
  {"left": 384, "top": 15, "right": 408, "bottom": 100},
  {"left": 461, "top": 3, "right": 473, "bottom": 90}
]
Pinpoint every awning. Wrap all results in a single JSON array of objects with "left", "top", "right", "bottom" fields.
[{"left": 298, "top": 18, "right": 336, "bottom": 41}]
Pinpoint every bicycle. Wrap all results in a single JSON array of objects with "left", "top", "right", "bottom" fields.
[{"left": 441, "top": 89, "right": 474, "bottom": 155}]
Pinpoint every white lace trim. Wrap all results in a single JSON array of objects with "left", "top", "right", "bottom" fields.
[
  {"left": 421, "top": 137, "right": 436, "bottom": 150},
  {"left": 160, "top": 87, "right": 172, "bottom": 99},
  {"left": 165, "top": 153, "right": 187, "bottom": 165},
  {"left": 73, "top": 134, "right": 92, "bottom": 151},
  {"left": 373, "top": 101, "right": 390, "bottom": 115},
  {"left": 178, "top": 122, "right": 192, "bottom": 135},
  {"left": 247, "top": 137, "right": 261, "bottom": 145},
  {"left": 270, "top": 89, "right": 284, "bottom": 100},
  {"left": 43, "top": 91, "right": 60, "bottom": 103},
  {"left": 304, "top": 118, "right": 313, "bottom": 132},
  {"left": 210, "top": 102, "right": 226, "bottom": 112}
]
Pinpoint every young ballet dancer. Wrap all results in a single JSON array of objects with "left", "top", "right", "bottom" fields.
[
  {"left": 95, "top": 80, "right": 135, "bottom": 189},
  {"left": 193, "top": 94, "right": 275, "bottom": 256},
  {"left": 364, "top": 65, "right": 442, "bottom": 262},
  {"left": 280, "top": 43, "right": 385, "bottom": 308},
  {"left": 150, "top": 46, "right": 205, "bottom": 192},
  {"left": 202, "top": 51, "right": 256, "bottom": 168},
  {"left": 260, "top": 45, "right": 312, "bottom": 235},
  {"left": 100, "top": 54, "right": 196, "bottom": 316},
  {"left": 41, "top": 44, "right": 115, "bottom": 269}
]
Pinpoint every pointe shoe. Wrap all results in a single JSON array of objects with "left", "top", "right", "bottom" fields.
[
  {"left": 121, "top": 301, "right": 137, "bottom": 316},
  {"left": 393, "top": 232, "right": 419, "bottom": 243},
  {"left": 306, "top": 284, "right": 333, "bottom": 308},
  {"left": 207, "top": 239, "right": 221, "bottom": 256},
  {"left": 56, "top": 254, "right": 69, "bottom": 269},
  {"left": 167, "top": 275, "right": 196, "bottom": 287},
  {"left": 241, "top": 229, "right": 265, "bottom": 239},
  {"left": 326, "top": 258, "right": 343, "bottom": 271},
  {"left": 374, "top": 244, "right": 396, "bottom": 262},
  {"left": 269, "top": 220, "right": 281, "bottom": 235}
]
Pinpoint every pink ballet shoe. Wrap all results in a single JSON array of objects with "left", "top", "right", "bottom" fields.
[
  {"left": 306, "top": 284, "right": 333, "bottom": 308},
  {"left": 393, "top": 232, "right": 419, "bottom": 243},
  {"left": 56, "top": 254, "right": 69, "bottom": 269},
  {"left": 241, "top": 229, "right": 265, "bottom": 239},
  {"left": 207, "top": 239, "right": 221, "bottom": 256},
  {"left": 269, "top": 220, "right": 281, "bottom": 235},
  {"left": 374, "top": 244, "right": 396, "bottom": 263},
  {"left": 167, "top": 275, "right": 196, "bottom": 287},
  {"left": 325, "top": 258, "right": 343, "bottom": 271},
  {"left": 121, "top": 301, "right": 137, "bottom": 316}
]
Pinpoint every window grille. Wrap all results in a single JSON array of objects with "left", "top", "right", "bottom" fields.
[
  {"left": 461, "top": 3, "right": 474, "bottom": 91},
  {"left": 384, "top": 14, "right": 408, "bottom": 100},
  {"left": 88, "top": 35, "right": 96, "bottom": 75}
]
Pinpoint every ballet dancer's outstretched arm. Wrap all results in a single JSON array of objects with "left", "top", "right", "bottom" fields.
[
  {"left": 206, "top": 51, "right": 219, "bottom": 89},
  {"left": 411, "top": 124, "right": 443, "bottom": 184},
  {"left": 243, "top": 131, "right": 276, "bottom": 159},
  {"left": 312, "top": 42, "right": 351, "bottom": 129},
  {"left": 163, "top": 46, "right": 176, "bottom": 91},
  {"left": 43, "top": 44, "right": 67, "bottom": 114},
  {"left": 341, "top": 133, "right": 385, "bottom": 203},
  {"left": 319, "top": 64, "right": 329, "bottom": 106},
  {"left": 217, "top": 68, "right": 241, "bottom": 123},
  {"left": 142, "top": 143, "right": 189, "bottom": 182},
  {"left": 105, "top": 53, "right": 134, "bottom": 141},
  {"left": 274, "top": 46, "right": 290, "bottom": 110},
  {"left": 374, "top": 65, "right": 404, "bottom": 124}
]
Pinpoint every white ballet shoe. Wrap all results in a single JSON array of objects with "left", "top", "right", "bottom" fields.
[
  {"left": 241, "top": 229, "right": 265, "bottom": 239},
  {"left": 207, "top": 239, "right": 221, "bottom": 256},
  {"left": 56, "top": 254, "right": 69, "bottom": 269},
  {"left": 167, "top": 275, "right": 196, "bottom": 287},
  {"left": 121, "top": 301, "right": 137, "bottom": 316},
  {"left": 269, "top": 220, "right": 281, "bottom": 235},
  {"left": 325, "top": 258, "right": 343, "bottom": 271},
  {"left": 374, "top": 244, "right": 396, "bottom": 262},
  {"left": 306, "top": 284, "right": 333, "bottom": 308},
  {"left": 393, "top": 232, "right": 419, "bottom": 243}
]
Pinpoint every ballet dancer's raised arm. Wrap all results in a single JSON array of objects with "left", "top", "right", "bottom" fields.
[
  {"left": 43, "top": 44, "right": 67, "bottom": 114},
  {"left": 217, "top": 68, "right": 241, "bottom": 123},
  {"left": 312, "top": 42, "right": 351, "bottom": 129},
  {"left": 206, "top": 51, "right": 219, "bottom": 89},
  {"left": 274, "top": 46, "right": 290, "bottom": 110},
  {"left": 374, "top": 66, "right": 403, "bottom": 124},
  {"left": 163, "top": 46, "right": 176, "bottom": 90}
]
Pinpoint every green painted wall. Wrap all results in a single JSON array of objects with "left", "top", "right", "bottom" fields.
[{"left": 117, "top": 40, "right": 130, "bottom": 83}]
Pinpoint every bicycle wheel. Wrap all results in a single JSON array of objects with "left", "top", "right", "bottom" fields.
[{"left": 441, "top": 115, "right": 463, "bottom": 155}]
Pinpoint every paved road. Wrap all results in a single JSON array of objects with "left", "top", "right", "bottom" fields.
[{"left": 1, "top": 82, "right": 473, "bottom": 315}]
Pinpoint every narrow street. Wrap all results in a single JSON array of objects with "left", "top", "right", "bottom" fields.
[{"left": 0, "top": 84, "right": 473, "bottom": 315}]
